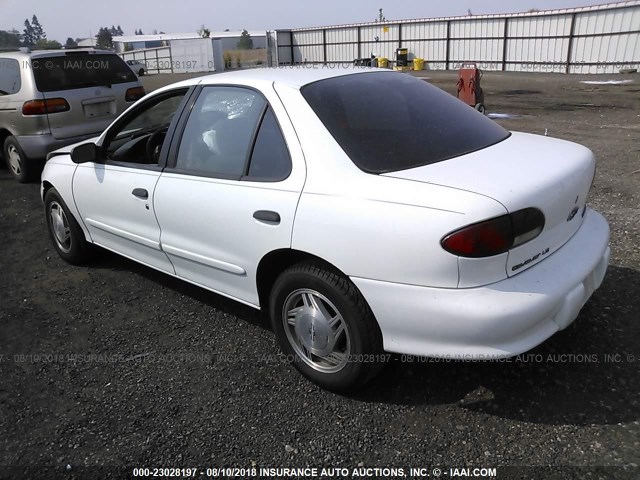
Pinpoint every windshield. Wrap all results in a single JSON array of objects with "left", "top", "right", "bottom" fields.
[
  {"left": 32, "top": 53, "right": 137, "bottom": 92},
  {"left": 301, "top": 72, "right": 510, "bottom": 174}
]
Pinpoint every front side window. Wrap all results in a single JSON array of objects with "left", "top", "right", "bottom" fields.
[
  {"left": 0, "top": 58, "right": 21, "bottom": 95},
  {"left": 103, "top": 89, "right": 188, "bottom": 165},
  {"left": 176, "top": 87, "right": 267, "bottom": 177}
]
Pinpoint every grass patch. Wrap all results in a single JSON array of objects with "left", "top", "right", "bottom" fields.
[{"left": 223, "top": 49, "right": 267, "bottom": 69}]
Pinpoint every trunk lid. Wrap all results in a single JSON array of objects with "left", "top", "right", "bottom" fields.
[{"left": 384, "top": 132, "right": 596, "bottom": 277}]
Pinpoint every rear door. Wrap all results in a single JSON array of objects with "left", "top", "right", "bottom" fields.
[
  {"left": 153, "top": 84, "right": 306, "bottom": 306},
  {"left": 31, "top": 52, "right": 142, "bottom": 139}
]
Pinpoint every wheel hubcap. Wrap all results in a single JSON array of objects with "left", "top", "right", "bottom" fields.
[
  {"left": 49, "top": 202, "right": 72, "bottom": 253},
  {"left": 7, "top": 145, "right": 22, "bottom": 175},
  {"left": 283, "top": 289, "right": 350, "bottom": 373}
]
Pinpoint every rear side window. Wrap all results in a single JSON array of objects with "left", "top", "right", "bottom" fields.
[
  {"left": 301, "top": 72, "right": 510, "bottom": 174},
  {"left": 247, "top": 108, "right": 291, "bottom": 181},
  {"left": 32, "top": 54, "right": 137, "bottom": 92},
  {"left": 0, "top": 58, "right": 21, "bottom": 95}
]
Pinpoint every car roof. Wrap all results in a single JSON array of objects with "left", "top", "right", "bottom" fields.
[
  {"left": 0, "top": 49, "right": 115, "bottom": 60},
  {"left": 195, "top": 66, "right": 390, "bottom": 90}
]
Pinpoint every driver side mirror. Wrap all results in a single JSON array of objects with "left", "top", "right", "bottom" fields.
[{"left": 71, "top": 143, "right": 101, "bottom": 164}]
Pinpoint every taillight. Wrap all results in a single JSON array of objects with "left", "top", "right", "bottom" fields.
[
  {"left": 441, "top": 208, "right": 545, "bottom": 258},
  {"left": 22, "top": 98, "right": 70, "bottom": 115},
  {"left": 125, "top": 86, "right": 145, "bottom": 102}
]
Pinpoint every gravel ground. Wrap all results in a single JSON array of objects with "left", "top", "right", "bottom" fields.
[{"left": 0, "top": 70, "right": 639, "bottom": 479}]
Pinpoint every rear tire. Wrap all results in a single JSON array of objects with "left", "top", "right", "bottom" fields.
[
  {"left": 270, "top": 262, "right": 385, "bottom": 392},
  {"left": 44, "top": 188, "right": 94, "bottom": 265},
  {"left": 3, "top": 136, "right": 33, "bottom": 183}
]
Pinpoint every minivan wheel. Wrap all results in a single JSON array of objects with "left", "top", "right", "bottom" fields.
[
  {"left": 44, "top": 188, "right": 94, "bottom": 265},
  {"left": 3, "top": 136, "right": 31, "bottom": 183},
  {"left": 270, "top": 262, "right": 385, "bottom": 392}
]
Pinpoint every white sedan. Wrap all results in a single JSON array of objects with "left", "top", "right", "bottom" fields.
[
  {"left": 41, "top": 68, "right": 610, "bottom": 391},
  {"left": 126, "top": 59, "right": 147, "bottom": 76}
]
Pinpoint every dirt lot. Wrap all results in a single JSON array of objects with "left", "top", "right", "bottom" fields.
[{"left": 0, "top": 69, "right": 639, "bottom": 478}]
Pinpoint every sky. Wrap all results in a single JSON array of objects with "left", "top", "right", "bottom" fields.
[{"left": 0, "top": 0, "right": 620, "bottom": 42}]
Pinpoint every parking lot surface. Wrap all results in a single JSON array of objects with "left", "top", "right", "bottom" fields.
[{"left": 0, "top": 69, "right": 639, "bottom": 477}]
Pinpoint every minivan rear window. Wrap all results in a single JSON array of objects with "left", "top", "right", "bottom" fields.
[
  {"left": 32, "top": 54, "right": 137, "bottom": 92},
  {"left": 301, "top": 72, "right": 510, "bottom": 174}
]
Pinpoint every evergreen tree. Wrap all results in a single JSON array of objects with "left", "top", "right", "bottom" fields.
[
  {"left": 31, "top": 15, "right": 45, "bottom": 41},
  {"left": 23, "top": 19, "right": 35, "bottom": 46},
  {"left": 95, "top": 27, "right": 113, "bottom": 49},
  {"left": 237, "top": 30, "right": 253, "bottom": 50}
]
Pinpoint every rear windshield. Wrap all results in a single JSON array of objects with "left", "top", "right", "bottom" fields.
[
  {"left": 32, "top": 53, "right": 137, "bottom": 92},
  {"left": 301, "top": 72, "right": 510, "bottom": 174}
]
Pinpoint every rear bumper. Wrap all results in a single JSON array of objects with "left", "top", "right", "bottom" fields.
[
  {"left": 16, "top": 133, "right": 100, "bottom": 160},
  {"left": 352, "top": 208, "right": 610, "bottom": 358}
]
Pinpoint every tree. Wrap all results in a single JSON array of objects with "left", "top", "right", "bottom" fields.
[
  {"left": 198, "top": 25, "right": 210, "bottom": 38},
  {"left": 135, "top": 29, "right": 144, "bottom": 35},
  {"left": 0, "top": 30, "right": 21, "bottom": 48},
  {"left": 23, "top": 19, "right": 35, "bottom": 46},
  {"left": 107, "top": 25, "right": 124, "bottom": 37},
  {"left": 95, "top": 27, "right": 113, "bottom": 49},
  {"left": 65, "top": 37, "right": 78, "bottom": 48},
  {"left": 374, "top": 8, "right": 386, "bottom": 22},
  {"left": 34, "top": 38, "right": 62, "bottom": 50},
  {"left": 31, "top": 15, "right": 45, "bottom": 41},
  {"left": 237, "top": 29, "right": 253, "bottom": 50}
]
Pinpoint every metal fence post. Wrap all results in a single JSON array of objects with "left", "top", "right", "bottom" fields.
[
  {"left": 566, "top": 12, "right": 577, "bottom": 74},
  {"left": 445, "top": 20, "right": 451, "bottom": 70},
  {"left": 323, "top": 29, "right": 327, "bottom": 64},
  {"left": 502, "top": 18, "right": 509, "bottom": 71}
]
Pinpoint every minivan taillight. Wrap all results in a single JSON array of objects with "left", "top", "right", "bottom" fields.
[
  {"left": 125, "top": 86, "right": 145, "bottom": 102},
  {"left": 22, "top": 98, "right": 70, "bottom": 115},
  {"left": 441, "top": 208, "right": 545, "bottom": 258}
]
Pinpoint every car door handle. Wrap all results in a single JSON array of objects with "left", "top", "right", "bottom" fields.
[
  {"left": 253, "top": 210, "right": 280, "bottom": 224},
  {"left": 132, "top": 188, "right": 148, "bottom": 199}
]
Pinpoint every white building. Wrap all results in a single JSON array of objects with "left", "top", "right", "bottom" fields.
[
  {"left": 113, "top": 31, "right": 266, "bottom": 53},
  {"left": 115, "top": 31, "right": 268, "bottom": 74}
]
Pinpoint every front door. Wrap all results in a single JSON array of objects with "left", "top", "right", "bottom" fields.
[{"left": 73, "top": 88, "right": 189, "bottom": 273}]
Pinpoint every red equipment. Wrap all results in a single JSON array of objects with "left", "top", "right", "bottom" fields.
[{"left": 456, "top": 62, "right": 485, "bottom": 114}]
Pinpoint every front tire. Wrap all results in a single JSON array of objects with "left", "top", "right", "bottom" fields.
[
  {"left": 44, "top": 188, "right": 94, "bottom": 265},
  {"left": 270, "top": 262, "right": 384, "bottom": 392},
  {"left": 3, "top": 136, "right": 32, "bottom": 183}
]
